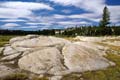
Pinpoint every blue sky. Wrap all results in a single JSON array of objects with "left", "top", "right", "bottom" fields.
[{"left": 0, "top": 0, "right": 120, "bottom": 30}]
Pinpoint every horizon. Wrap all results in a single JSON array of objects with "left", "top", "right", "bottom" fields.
[{"left": 0, "top": 0, "right": 120, "bottom": 31}]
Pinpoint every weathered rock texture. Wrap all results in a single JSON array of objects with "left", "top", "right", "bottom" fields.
[
  {"left": 0, "top": 64, "right": 17, "bottom": 77},
  {"left": 62, "top": 44, "right": 112, "bottom": 72},
  {"left": 0, "top": 35, "right": 116, "bottom": 79}
]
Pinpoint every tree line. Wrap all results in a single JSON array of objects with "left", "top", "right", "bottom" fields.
[
  {"left": 61, "top": 26, "right": 120, "bottom": 37},
  {"left": 0, "top": 26, "right": 120, "bottom": 36},
  {"left": 0, "top": 29, "right": 56, "bottom": 35}
]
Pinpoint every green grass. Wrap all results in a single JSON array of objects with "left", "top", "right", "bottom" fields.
[
  {"left": 62, "top": 73, "right": 81, "bottom": 80},
  {"left": 0, "top": 72, "right": 48, "bottom": 80},
  {"left": 0, "top": 35, "right": 18, "bottom": 47},
  {"left": 82, "top": 53, "right": 120, "bottom": 80},
  {"left": 1, "top": 73, "right": 29, "bottom": 80},
  {"left": 32, "top": 76, "right": 48, "bottom": 80}
]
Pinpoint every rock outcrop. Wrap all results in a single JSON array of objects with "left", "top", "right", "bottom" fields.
[
  {"left": 74, "top": 36, "right": 120, "bottom": 42},
  {"left": 62, "top": 44, "right": 113, "bottom": 72},
  {"left": 0, "top": 35, "right": 115, "bottom": 79},
  {"left": 10, "top": 35, "right": 70, "bottom": 52},
  {"left": 18, "top": 47, "right": 67, "bottom": 75}
]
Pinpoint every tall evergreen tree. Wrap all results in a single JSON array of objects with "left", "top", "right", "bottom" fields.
[{"left": 100, "top": 6, "right": 110, "bottom": 27}]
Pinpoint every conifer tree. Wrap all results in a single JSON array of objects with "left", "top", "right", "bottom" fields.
[{"left": 100, "top": 6, "right": 110, "bottom": 27}]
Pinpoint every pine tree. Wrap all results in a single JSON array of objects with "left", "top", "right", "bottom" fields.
[{"left": 100, "top": 6, "right": 110, "bottom": 27}]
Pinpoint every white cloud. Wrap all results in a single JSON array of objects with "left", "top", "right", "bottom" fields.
[
  {"left": 69, "top": 13, "right": 101, "bottom": 22},
  {"left": 1, "top": 23, "right": 20, "bottom": 29},
  {"left": 108, "top": 5, "right": 120, "bottom": 23},
  {"left": 26, "top": 14, "right": 95, "bottom": 28},
  {"left": 26, "top": 22, "right": 52, "bottom": 26},
  {"left": 0, "top": 19, "right": 27, "bottom": 22},
  {"left": 26, "top": 22, "right": 41, "bottom": 25},
  {"left": 51, "top": 13, "right": 100, "bottom": 22},
  {"left": 0, "top": 7, "right": 32, "bottom": 18},
  {"left": 58, "top": 21, "right": 91, "bottom": 25},
  {"left": 49, "top": 0, "right": 82, "bottom": 6},
  {"left": 24, "top": 7, "right": 120, "bottom": 28},
  {"left": 0, "top": 1, "right": 53, "bottom": 19},
  {"left": 1, "top": 1, "right": 53, "bottom": 10},
  {"left": 49, "top": 0, "right": 105, "bottom": 13},
  {"left": 21, "top": 26, "right": 39, "bottom": 29},
  {"left": 53, "top": 14, "right": 67, "bottom": 19}
]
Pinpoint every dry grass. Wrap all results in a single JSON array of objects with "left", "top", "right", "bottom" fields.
[
  {"left": 82, "top": 53, "right": 120, "bottom": 80},
  {"left": 102, "top": 38, "right": 120, "bottom": 42},
  {"left": 0, "top": 35, "right": 18, "bottom": 47},
  {"left": 96, "top": 42, "right": 120, "bottom": 52}
]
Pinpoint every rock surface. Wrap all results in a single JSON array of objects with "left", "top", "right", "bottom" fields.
[
  {"left": 0, "top": 64, "right": 17, "bottom": 77},
  {"left": 73, "top": 42, "right": 108, "bottom": 56},
  {"left": 18, "top": 47, "right": 67, "bottom": 75},
  {"left": 75, "top": 36, "right": 120, "bottom": 42},
  {"left": 10, "top": 35, "right": 70, "bottom": 52},
  {"left": 62, "top": 44, "right": 113, "bottom": 72},
  {"left": 3, "top": 46, "right": 18, "bottom": 56},
  {"left": 0, "top": 35, "right": 118, "bottom": 79}
]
